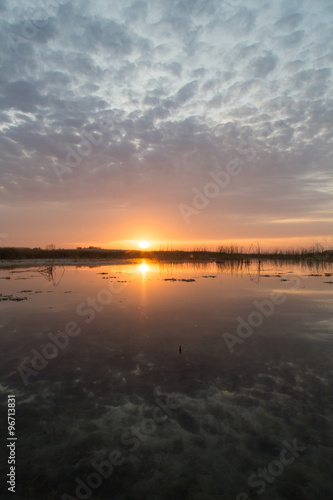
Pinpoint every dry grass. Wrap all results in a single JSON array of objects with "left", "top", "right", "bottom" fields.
[{"left": 0, "top": 245, "right": 332, "bottom": 263}]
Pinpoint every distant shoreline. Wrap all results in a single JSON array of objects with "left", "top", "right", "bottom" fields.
[
  {"left": 0, "top": 259, "right": 139, "bottom": 269},
  {"left": 0, "top": 247, "right": 332, "bottom": 267}
]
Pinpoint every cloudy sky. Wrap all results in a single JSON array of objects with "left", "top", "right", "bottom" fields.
[{"left": 0, "top": 0, "right": 332, "bottom": 250}]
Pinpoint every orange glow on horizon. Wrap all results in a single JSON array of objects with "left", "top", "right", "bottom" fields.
[{"left": 96, "top": 236, "right": 332, "bottom": 253}]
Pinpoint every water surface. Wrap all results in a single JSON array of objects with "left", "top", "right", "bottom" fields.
[{"left": 1, "top": 260, "right": 333, "bottom": 499}]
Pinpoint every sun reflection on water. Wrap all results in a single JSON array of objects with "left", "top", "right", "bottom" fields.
[{"left": 139, "top": 262, "right": 149, "bottom": 274}]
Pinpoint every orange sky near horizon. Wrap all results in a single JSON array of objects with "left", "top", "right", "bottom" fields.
[
  {"left": 0, "top": 201, "right": 331, "bottom": 252},
  {"left": 1, "top": 2, "right": 332, "bottom": 255},
  {"left": 1, "top": 199, "right": 332, "bottom": 252}
]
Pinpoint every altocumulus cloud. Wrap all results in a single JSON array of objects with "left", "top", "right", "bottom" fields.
[{"left": 0, "top": 0, "right": 332, "bottom": 243}]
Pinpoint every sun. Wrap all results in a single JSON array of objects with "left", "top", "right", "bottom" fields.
[{"left": 138, "top": 241, "right": 150, "bottom": 249}]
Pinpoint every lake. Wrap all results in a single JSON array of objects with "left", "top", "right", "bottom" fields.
[{"left": 1, "top": 259, "right": 333, "bottom": 499}]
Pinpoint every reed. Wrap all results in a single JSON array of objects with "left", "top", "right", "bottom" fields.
[{"left": 0, "top": 245, "right": 332, "bottom": 262}]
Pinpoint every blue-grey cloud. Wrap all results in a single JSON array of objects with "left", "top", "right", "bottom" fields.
[
  {"left": 0, "top": 0, "right": 332, "bottom": 245},
  {"left": 249, "top": 51, "right": 278, "bottom": 78}
]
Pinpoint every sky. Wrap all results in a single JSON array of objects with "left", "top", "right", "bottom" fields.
[{"left": 0, "top": 0, "right": 332, "bottom": 251}]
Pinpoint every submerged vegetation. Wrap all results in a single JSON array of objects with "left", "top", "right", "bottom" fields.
[{"left": 0, "top": 245, "right": 332, "bottom": 263}]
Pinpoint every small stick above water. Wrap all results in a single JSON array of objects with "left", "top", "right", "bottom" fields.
[{"left": 179, "top": 344, "right": 182, "bottom": 354}]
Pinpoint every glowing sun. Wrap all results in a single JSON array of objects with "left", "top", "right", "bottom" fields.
[{"left": 138, "top": 241, "right": 150, "bottom": 249}]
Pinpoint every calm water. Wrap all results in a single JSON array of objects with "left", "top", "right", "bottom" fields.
[{"left": 1, "top": 260, "right": 333, "bottom": 500}]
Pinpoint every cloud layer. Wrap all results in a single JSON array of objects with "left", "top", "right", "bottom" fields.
[{"left": 0, "top": 0, "right": 332, "bottom": 247}]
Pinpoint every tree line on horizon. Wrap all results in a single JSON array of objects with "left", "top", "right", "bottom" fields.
[{"left": 0, "top": 244, "right": 332, "bottom": 262}]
